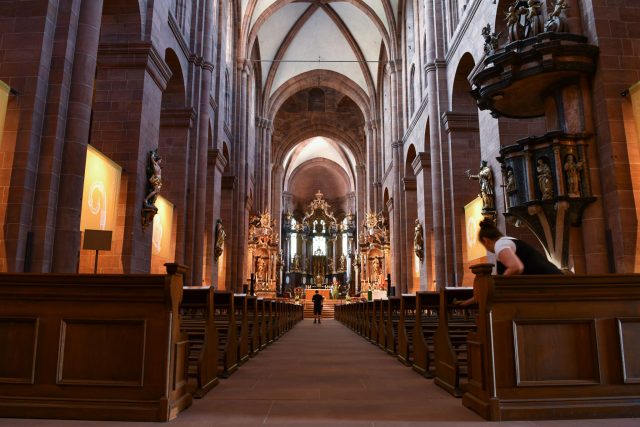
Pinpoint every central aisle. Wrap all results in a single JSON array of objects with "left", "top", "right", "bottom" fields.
[{"left": 188, "top": 318, "right": 484, "bottom": 425}]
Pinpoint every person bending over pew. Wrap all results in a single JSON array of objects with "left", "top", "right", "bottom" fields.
[
  {"left": 478, "top": 219, "right": 561, "bottom": 275},
  {"left": 457, "top": 219, "right": 561, "bottom": 306}
]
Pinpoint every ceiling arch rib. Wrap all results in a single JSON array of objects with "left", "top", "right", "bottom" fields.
[
  {"left": 261, "top": 3, "right": 319, "bottom": 96},
  {"left": 267, "top": 70, "right": 371, "bottom": 124},
  {"left": 245, "top": 0, "right": 393, "bottom": 50},
  {"left": 273, "top": 122, "right": 365, "bottom": 170},
  {"left": 243, "top": 0, "right": 399, "bottom": 83},
  {"left": 255, "top": 3, "right": 309, "bottom": 88},
  {"left": 330, "top": 3, "right": 383, "bottom": 95},
  {"left": 320, "top": 4, "right": 376, "bottom": 102},
  {"left": 268, "top": 8, "right": 367, "bottom": 98},
  {"left": 284, "top": 137, "right": 355, "bottom": 190}
]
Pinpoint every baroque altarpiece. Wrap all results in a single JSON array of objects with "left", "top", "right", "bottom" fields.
[{"left": 282, "top": 191, "right": 356, "bottom": 296}]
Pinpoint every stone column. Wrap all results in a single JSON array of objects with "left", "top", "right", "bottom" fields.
[
  {"left": 30, "top": 0, "right": 82, "bottom": 272},
  {"left": 365, "top": 120, "right": 376, "bottom": 212},
  {"left": 81, "top": 42, "right": 170, "bottom": 274},
  {"left": 424, "top": 0, "right": 446, "bottom": 288},
  {"left": 413, "top": 152, "right": 433, "bottom": 290},
  {"left": 204, "top": 148, "right": 227, "bottom": 285},
  {"left": 190, "top": 0, "right": 214, "bottom": 285},
  {"left": 231, "top": 59, "right": 252, "bottom": 291},
  {"left": 51, "top": 0, "right": 103, "bottom": 272}
]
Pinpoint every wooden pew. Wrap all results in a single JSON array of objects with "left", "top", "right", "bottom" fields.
[
  {"left": 0, "top": 264, "right": 191, "bottom": 422},
  {"left": 463, "top": 264, "right": 640, "bottom": 420},
  {"left": 433, "top": 287, "right": 476, "bottom": 397},
  {"left": 213, "top": 291, "right": 238, "bottom": 378},
  {"left": 256, "top": 298, "right": 268, "bottom": 350},
  {"left": 265, "top": 300, "right": 275, "bottom": 345},
  {"left": 233, "top": 295, "right": 250, "bottom": 365},
  {"left": 246, "top": 296, "right": 260, "bottom": 356},
  {"left": 377, "top": 299, "right": 388, "bottom": 349},
  {"left": 358, "top": 301, "right": 368, "bottom": 337},
  {"left": 397, "top": 294, "right": 416, "bottom": 366},
  {"left": 368, "top": 300, "right": 379, "bottom": 343},
  {"left": 411, "top": 291, "right": 440, "bottom": 378},
  {"left": 385, "top": 297, "right": 401, "bottom": 355},
  {"left": 180, "top": 286, "right": 219, "bottom": 398}
]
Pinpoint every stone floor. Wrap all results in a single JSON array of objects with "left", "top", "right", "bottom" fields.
[{"left": 1, "top": 319, "right": 638, "bottom": 426}]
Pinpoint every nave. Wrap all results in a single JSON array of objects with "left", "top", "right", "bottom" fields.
[{"left": 2, "top": 319, "right": 636, "bottom": 427}]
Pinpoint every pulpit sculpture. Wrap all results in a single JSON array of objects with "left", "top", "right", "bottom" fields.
[
  {"left": 545, "top": 0, "right": 569, "bottom": 33},
  {"left": 536, "top": 158, "right": 554, "bottom": 200},
  {"left": 482, "top": 24, "right": 501, "bottom": 56},
  {"left": 564, "top": 154, "right": 583, "bottom": 197}
]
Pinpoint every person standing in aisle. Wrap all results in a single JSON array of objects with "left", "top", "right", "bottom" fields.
[{"left": 312, "top": 290, "right": 324, "bottom": 324}]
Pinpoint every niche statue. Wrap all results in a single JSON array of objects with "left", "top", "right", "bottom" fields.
[
  {"left": 214, "top": 219, "right": 226, "bottom": 262},
  {"left": 413, "top": 219, "right": 424, "bottom": 261},
  {"left": 536, "top": 158, "right": 554, "bottom": 200},
  {"left": 141, "top": 149, "right": 162, "bottom": 229}
]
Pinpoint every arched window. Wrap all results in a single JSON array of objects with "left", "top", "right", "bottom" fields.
[
  {"left": 225, "top": 69, "right": 231, "bottom": 125},
  {"left": 409, "top": 64, "right": 416, "bottom": 117}
]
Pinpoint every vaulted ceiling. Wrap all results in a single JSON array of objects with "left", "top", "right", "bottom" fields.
[{"left": 241, "top": 0, "right": 398, "bottom": 102}]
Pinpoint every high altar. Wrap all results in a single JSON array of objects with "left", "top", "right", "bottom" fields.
[
  {"left": 282, "top": 191, "right": 356, "bottom": 296},
  {"left": 247, "top": 210, "right": 282, "bottom": 298}
]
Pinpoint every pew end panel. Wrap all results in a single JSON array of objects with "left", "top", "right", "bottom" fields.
[
  {"left": 433, "top": 287, "right": 476, "bottom": 397},
  {"left": 180, "top": 286, "right": 220, "bottom": 398},
  {"left": 463, "top": 265, "right": 640, "bottom": 421},
  {"left": 0, "top": 264, "right": 192, "bottom": 422}
]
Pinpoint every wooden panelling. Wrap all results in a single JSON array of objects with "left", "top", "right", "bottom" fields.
[
  {"left": 617, "top": 318, "right": 640, "bottom": 384},
  {"left": 514, "top": 320, "right": 600, "bottom": 386},
  {"left": 0, "top": 264, "right": 192, "bottom": 422},
  {"left": 466, "top": 338, "right": 485, "bottom": 391},
  {"left": 57, "top": 319, "right": 146, "bottom": 386},
  {"left": 462, "top": 264, "right": 640, "bottom": 421},
  {"left": 0, "top": 317, "right": 38, "bottom": 384}
]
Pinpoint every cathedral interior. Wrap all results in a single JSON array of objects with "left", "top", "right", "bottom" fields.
[{"left": 0, "top": 0, "right": 640, "bottom": 425}]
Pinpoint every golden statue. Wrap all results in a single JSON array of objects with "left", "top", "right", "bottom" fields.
[
  {"left": 214, "top": 219, "right": 226, "bottom": 262},
  {"left": 564, "top": 154, "right": 583, "bottom": 197},
  {"left": 537, "top": 159, "right": 554, "bottom": 200},
  {"left": 291, "top": 254, "right": 300, "bottom": 271},
  {"left": 256, "top": 257, "right": 266, "bottom": 281},
  {"left": 413, "top": 219, "right": 424, "bottom": 261}
]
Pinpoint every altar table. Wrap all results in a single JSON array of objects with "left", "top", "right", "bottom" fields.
[{"left": 304, "top": 288, "right": 331, "bottom": 300}]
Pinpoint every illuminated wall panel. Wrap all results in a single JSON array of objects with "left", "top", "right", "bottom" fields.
[
  {"left": 464, "top": 196, "right": 486, "bottom": 261},
  {"left": 152, "top": 195, "right": 175, "bottom": 260},
  {"left": 80, "top": 146, "right": 122, "bottom": 231}
]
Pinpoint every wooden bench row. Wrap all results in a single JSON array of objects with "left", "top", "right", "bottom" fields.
[
  {"left": 335, "top": 288, "right": 475, "bottom": 395},
  {"left": 0, "top": 264, "right": 303, "bottom": 422},
  {"left": 337, "top": 267, "right": 640, "bottom": 421},
  {"left": 180, "top": 289, "right": 303, "bottom": 398}
]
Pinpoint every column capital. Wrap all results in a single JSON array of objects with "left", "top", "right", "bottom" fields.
[
  {"left": 237, "top": 58, "right": 252, "bottom": 74},
  {"left": 411, "top": 152, "right": 431, "bottom": 175},
  {"left": 391, "top": 140, "right": 403, "bottom": 150},
  {"left": 208, "top": 148, "right": 228, "bottom": 173},
  {"left": 97, "top": 42, "right": 172, "bottom": 91}
]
